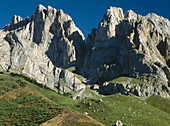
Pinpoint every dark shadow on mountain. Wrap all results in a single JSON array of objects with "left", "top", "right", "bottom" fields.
[
  {"left": 3, "top": 18, "right": 30, "bottom": 32},
  {"left": 86, "top": 21, "right": 151, "bottom": 85},
  {"left": 45, "top": 13, "right": 85, "bottom": 69},
  {"left": 96, "top": 82, "right": 129, "bottom": 95}
]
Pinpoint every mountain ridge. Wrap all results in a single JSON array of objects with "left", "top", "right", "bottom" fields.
[
  {"left": 81, "top": 6, "right": 170, "bottom": 97},
  {"left": 0, "top": 4, "right": 169, "bottom": 98}
]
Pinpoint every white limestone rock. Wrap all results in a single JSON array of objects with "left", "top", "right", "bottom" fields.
[
  {"left": 0, "top": 5, "right": 85, "bottom": 93},
  {"left": 11, "top": 15, "right": 23, "bottom": 25},
  {"left": 0, "top": 30, "right": 10, "bottom": 71},
  {"left": 82, "top": 7, "right": 170, "bottom": 96}
]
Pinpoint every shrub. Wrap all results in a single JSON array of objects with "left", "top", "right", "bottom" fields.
[{"left": 76, "top": 96, "right": 81, "bottom": 100}]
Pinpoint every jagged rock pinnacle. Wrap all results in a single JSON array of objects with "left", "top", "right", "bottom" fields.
[{"left": 11, "top": 15, "right": 23, "bottom": 25}]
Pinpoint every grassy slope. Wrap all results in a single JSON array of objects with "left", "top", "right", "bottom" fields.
[
  {"left": 74, "top": 95, "right": 170, "bottom": 126},
  {"left": 108, "top": 76, "right": 150, "bottom": 85},
  {"left": 0, "top": 72, "right": 102, "bottom": 126},
  {"left": 0, "top": 71, "right": 170, "bottom": 126},
  {"left": 0, "top": 72, "right": 70, "bottom": 125},
  {"left": 146, "top": 94, "right": 170, "bottom": 115}
]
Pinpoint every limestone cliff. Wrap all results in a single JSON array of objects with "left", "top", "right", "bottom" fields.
[
  {"left": 0, "top": 5, "right": 169, "bottom": 97},
  {"left": 0, "top": 5, "right": 85, "bottom": 93},
  {"left": 82, "top": 7, "right": 170, "bottom": 97}
]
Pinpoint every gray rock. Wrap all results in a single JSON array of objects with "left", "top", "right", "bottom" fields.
[
  {"left": 88, "top": 102, "right": 92, "bottom": 107},
  {"left": 0, "top": 31, "right": 10, "bottom": 71},
  {"left": 83, "top": 112, "right": 88, "bottom": 115},
  {"left": 0, "top": 5, "right": 85, "bottom": 93},
  {"left": 116, "top": 120, "right": 123, "bottom": 126},
  {"left": 81, "top": 7, "right": 170, "bottom": 97},
  {"left": 98, "top": 82, "right": 169, "bottom": 98},
  {"left": 99, "top": 99, "right": 102, "bottom": 102},
  {"left": 11, "top": 15, "right": 23, "bottom": 25}
]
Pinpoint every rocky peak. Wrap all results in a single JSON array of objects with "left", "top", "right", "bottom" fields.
[
  {"left": 0, "top": 5, "right": 85, "bottom": 93},
  {"left": 95, "top": 7, "right": 124, "bottom": 41},
  {"left": 37, "top": 4, "right": 47, "bottom": 12},
  {"left": 105, "top": 7, "right": 124, "bottom": 22},
  {"left": 82, "top": 6, "right": 170, "bottom": 97},
  {"left": 15, "top": 5, "right": 85, "bottom": 68},
  {"left": 31, "top": 4, "right": 47, "bottom": 22},
  {"left": 3, "top": 15, "right": 29, "bottom": 31},
  {"left": 11, "top": 15, "right": 23, "bottom": 25},
  {"left": 124, "top": 10, "right": 137, "bottom": 21},
  {"left": 145, "top": 13, "right": 170, "bottom": 38}
]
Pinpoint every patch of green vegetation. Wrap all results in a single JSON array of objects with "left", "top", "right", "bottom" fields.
[
  {"left": 67, "top": 66, "right": 76, "bottom": 73},
  {"left": 80, "top": 86, "right": 99, "bottom": 98},
  {"left": 1, "top": 71, "right": 75, "bottom": 107},
  {"left": 108, "top": 76, "right": 150, "bottom": 85},
  {"left": 0, "top": 92, "right": 67, "bottom": 125},
  {"left": 1, "top": 71, "right": 170, "bottom": 126},
  {"left": 0, "top": 71, "right": 8, "bottom": 75},
  {"left": 74, "top": 94, "right": 170, "bottom": 126},
  {"left": 108, "top": 77, "right": 129, "bottom": 84},
  {"left": 10, "top": 72, "right": 51, "bottom": 90},
  {"left": 84, "top": 87, "right": 98, "bottom": 96},
  {"left": 27, "top": 81, "right": 75, "bottom": 107},
  {"left": 146, "top": 94, "right": 170, "bottom": 115},
  {"left": 1, "top": 100, "right": 66, "bottom": 125},
  {"left": 167, "top": 37, "right": 170, "bottom": 42},
  {"left": 0, "top": 73, "right": 28, "bottom": 95},
  {"left": 0, "top": 81, "right": 19, "bottom": 95},
  {"left": 0, "top": 102, "right": 19, "bottom": 122},
  {"left": 0, "top": 72, "right": 70, "bottom": 125},
  {"left": 14, "top": 94, "right": 43, "bottom": 104}
]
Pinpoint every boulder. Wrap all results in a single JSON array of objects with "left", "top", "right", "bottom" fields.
[{"left": 116, "top": 120, "right": 123, "bottom": 126}]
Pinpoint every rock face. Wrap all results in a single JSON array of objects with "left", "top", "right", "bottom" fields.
[
  {"left": 94, "top": 82, "right": 169, "bottom": 98},
  {"left": 0, "top": 5, "right": 169, "bottom": 97},
  {"left": 0, "top": 5, "right": 85, "bottom": 93},
  {"left": 0, "top": 31, "right": 10, "bottom": 71},
  {"left": 82, "top": 7, "right": 170, "bottom": 97}
]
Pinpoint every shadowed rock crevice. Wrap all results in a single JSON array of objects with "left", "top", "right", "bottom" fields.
[{"left": 3, "top": 15, "right": 30, "bottom": 31}]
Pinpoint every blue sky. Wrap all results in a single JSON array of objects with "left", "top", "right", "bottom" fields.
[{"left": 0, "top": 0, "right": 169, "bottom": 38}]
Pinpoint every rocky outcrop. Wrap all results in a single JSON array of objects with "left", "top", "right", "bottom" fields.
[
  {"left": 93, "top": 82, "right": 169, "bottom": 98},
  {"left": 82, "top": 7, "right": 170, "bottom": 97},
  {"left": 0, "top": 5, "right": 169, "bottom": 97},
  {"left": 0, "top": 5, "right": 85, "bottom": 93},
  {"left": 3, "top": 4, "right": 85, "bottom": 68},
  {"left": 3, "top": 15, "right": 29, "bottom": 31},
  {"left": 0, "top": 31, "right": 10, "bottom": 71},
  {"left": 57, "top": 69, "right": 85, "bottom": 92}
]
